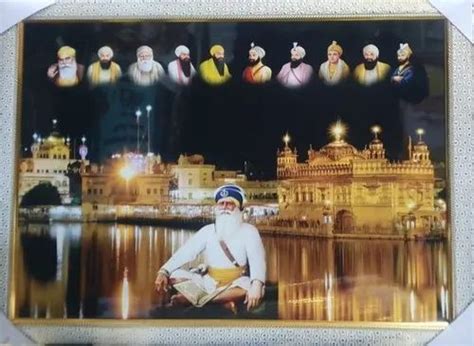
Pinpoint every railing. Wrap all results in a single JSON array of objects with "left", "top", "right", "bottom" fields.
[{"left": 278, "top": 161, "right": 434, "bottom": 180}]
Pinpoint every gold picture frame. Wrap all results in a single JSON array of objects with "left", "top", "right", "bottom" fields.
[{"left": 0, "top": 0, "right": 472, "bottom": 344}]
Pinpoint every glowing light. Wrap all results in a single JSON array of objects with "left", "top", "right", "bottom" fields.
[
  {"left": 436, "top": 198, "right": 447, "bottom": 211},
  {"left": 121, "top": 267, "right": 129, "bottom": 319},
  {"left": 32, "top": 133, "right": 38, "bottom": 140},
  {"left": 330, "top": 121, "right": 347, "bottom": 141},
  {"left": 135, "top": 109, "right": 142, "bottom": 117},
  {"left": 371, "top": 125, "right": 382, "bottom": 139},
  {"left": 52, "top": 119, "right": 57, "bottom": 125},
  {"left": 416, "top": 128, "right": 425, "bottom": 141},
  {"left": 120, "top": 165, "right": 136, "bottom": 181},
  {"left": 283, "top": 132, "right": 291, "bottom": 147},
  {"left": 440, "top": 286, "right": 446, "bottom": 318},
  {"left": 409, "top": 290, "right": 416, "bottom": 321},
  {"left": 146, "top": 105, "right": 152, "bottom": 112},
  {"left": 81, "top": 136, "right": 86, "bottom": 143},
  {"left": 407, "top": 201, "right": 415, "bottom": 210}
]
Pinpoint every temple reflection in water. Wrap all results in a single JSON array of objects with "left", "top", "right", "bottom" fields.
[{"left": 14, "top": 223, "right": 450, "bottom": 321}]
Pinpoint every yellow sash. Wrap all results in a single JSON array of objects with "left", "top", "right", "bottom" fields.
[
  {"left": 57, "top": 76, "right": 78, "bottom": 87},
  {"left": 90, "top": 61, "right": 121, "bottom": 84},
  {"left": 208, "top": 266, "right": 245, "bottom": 287}
]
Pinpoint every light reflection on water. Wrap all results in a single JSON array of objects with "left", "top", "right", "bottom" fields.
[{"left": 14, "top": 222, "right": 450, "bottom": 321}]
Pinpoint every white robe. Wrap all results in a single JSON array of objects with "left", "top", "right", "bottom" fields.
[
  {"left": 167, "top": 59, "right": 196, "bottom": 85},
  {"left": 364, "top": 68, "right": 378, "bottom": 85},
  {"left": 128, "top": 61, "right": 165, "bottom": 86},
  {"left": 161, "top": 223, "right": 266, "bottom": 293},
  {"left": 277, "top": 62, "right": 313, "bottom": 88}
]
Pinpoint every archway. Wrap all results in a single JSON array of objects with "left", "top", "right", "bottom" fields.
[{"left": 335, "top": 209, "right": 354, "bottom": 233}]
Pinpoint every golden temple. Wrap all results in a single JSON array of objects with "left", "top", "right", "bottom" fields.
[{"left": 276, "top": 122, "right": 446, "bottom": 237}]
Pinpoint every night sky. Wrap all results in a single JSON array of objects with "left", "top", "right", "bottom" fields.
[{"left": 21, "top": 20, "right": 446, "bottom": 179}]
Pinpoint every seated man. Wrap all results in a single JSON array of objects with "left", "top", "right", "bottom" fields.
[{"left": 155, "top": 184, "right": 266, "bottom": 311}]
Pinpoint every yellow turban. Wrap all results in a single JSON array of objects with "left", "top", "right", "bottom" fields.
[
  {"left": 57, "top": 46, "right": 76, "bottom": 59},
  {"left": 210, "top": 44, "right": 224, "bottom": 56},
  {"left": 327, "top": 41, "right": 343, "bottom": 55}
]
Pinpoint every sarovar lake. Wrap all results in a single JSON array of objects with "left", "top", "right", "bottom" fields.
[{"left": 12, "top": 222, "right": 451, "bottom": 321}]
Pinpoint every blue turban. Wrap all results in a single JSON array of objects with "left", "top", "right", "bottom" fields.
[{"left": 214, "top": 184, "right": 246, "bottom": 210}]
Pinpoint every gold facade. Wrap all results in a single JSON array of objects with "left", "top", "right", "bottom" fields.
[
  {"left": 170, "top": 154, "right": 277, "bottom": 203},
  {"left": 276, "top": 126, "right": 445, "bottom": 237},
  {"left": 81, "top": 154, "right": 171, "bottom": 206},
  {"left": 18, "top": 128, "right": 83, "bottom": 203}
]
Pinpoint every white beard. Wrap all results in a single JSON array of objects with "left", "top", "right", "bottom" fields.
[
  {"left": 58, "top": 62, "right": 77, "bottom": 80},
  {"left": 215, "top": 209, "right": 242, "bottom": 240},
  {"left": 138, "top": 59, "right": 153, "bottom": 72}
]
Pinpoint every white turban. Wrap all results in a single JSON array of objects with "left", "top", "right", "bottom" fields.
[
  {"left": 363, "top": 44, "right": 379, "bottom": 58},
  {"left": 397, "top": 43, "right": 413, "bottom": 57},
  {"left": 291, "top": 42, "right": 306, "bottom": 58},
  {"left": 97, "top": 46, "right": 113, "bottom": 58},
  {"left": 249, "top": 42, "right": 265, "bottom": 58},
  {"left": 136, "top": 45, "right": 153, "bottom": 57},
  {"left": 175, "top": 45, "right": 190, "bottom": 57}
]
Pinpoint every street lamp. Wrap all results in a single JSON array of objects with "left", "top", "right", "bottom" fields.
[
  {"left": 79, "top": 136, "right": 88, "bottom": 161},
  {"left": 146, "top": 105, "right": 152, "bottom": 154},
  {"left": 135, "top": 109, "right": 142, "bottom": 153}
]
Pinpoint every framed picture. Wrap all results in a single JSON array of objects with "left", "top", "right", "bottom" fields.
[{"left": 0, "top": 0, "right": 471, "bottom": 344}]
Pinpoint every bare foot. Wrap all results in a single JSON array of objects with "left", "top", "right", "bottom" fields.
[{"left": 221, "top": 301, "right": 237, "bottom": 314}]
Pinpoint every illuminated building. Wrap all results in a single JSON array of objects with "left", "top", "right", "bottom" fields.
[
  {"left": 170, "top": 153, "right": 277, "bottom": 204},
  {"left": 81, "top": 152, "right": 171, "bottom": 209},
  {"left": 276, "top": 122, "right": 445, "bottom": 236},
  {"left": 18, "top": 120, "right": 88, "bottom": 204}
]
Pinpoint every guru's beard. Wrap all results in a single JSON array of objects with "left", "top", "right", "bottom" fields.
[
  {"left": 58, "top": 62, "right": 77, "bottom": 80},
  {"left": 215, "top": 209, "right": 243, "bottom": 240},
  {"left": 138, "top": 59, "right": 154, "bottom": 73}
]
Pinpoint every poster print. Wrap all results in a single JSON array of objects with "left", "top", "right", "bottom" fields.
[{"left": 13, "top": 19, "right": 450, "bottom": 322}]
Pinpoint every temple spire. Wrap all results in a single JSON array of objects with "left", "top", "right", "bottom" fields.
[
  {"left": 416, "top": 128, "right": 425, "bottom": 142},
  {"left": 329, "top": 120, "right": 347, "bottom": 142},
  {"left": 408, "top": 136, "right": 412, "bottom": 160},
  {"left": 283, "top": 132, "right": 291, "bottom": 148}
]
